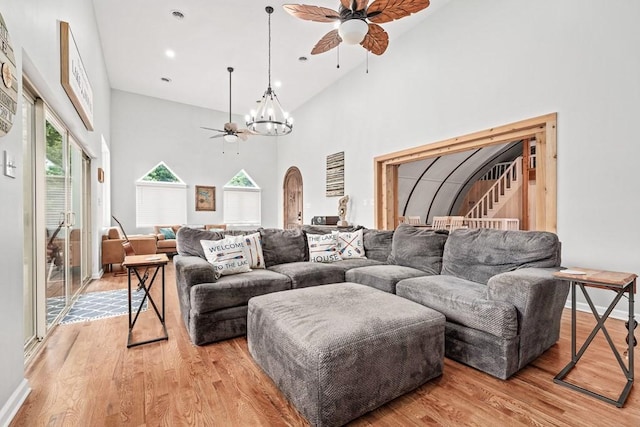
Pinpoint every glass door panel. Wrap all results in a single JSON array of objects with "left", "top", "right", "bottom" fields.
[
  {"left": 68, "top": 139, "right": 84, "bottom": 296},
  {"left": 45, "top": 119, "right": 68, "bottom": 327}
]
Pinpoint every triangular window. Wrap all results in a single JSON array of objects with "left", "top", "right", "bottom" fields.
[
  {"left": 138, "top": 161, "right": 184, "bottom": 184},
  {"left": 224, "top": 169, "right": 259, "bottom": 189}
]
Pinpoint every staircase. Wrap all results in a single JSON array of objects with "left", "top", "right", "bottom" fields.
[{"left": 466, "top": 157, "right": 522, "bottom": 224}]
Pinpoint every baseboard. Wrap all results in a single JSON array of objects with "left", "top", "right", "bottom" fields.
[
  {"left": 0, "top": 379, "right": 31, "bottom": 427},
  {"left": 567, "top": 301, "right": 634, "bottom": 321}
]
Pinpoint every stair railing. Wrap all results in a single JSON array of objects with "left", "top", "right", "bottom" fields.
[{"left": 466, "top": 157, "right": 522, "bottom": 219}]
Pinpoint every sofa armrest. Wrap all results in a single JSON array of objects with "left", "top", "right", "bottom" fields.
[
  {"left": 487, "top": 267, "right": 569, "bottom": 368},
  {"left": 174, "top": 255, "right": 217, "bottom": 329}
]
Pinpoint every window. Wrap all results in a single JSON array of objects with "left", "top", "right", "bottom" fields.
[
  {"left": 223, "top": 170, "right": 261, "bottom": 227},
  {"left": 136, "top": 162, "right": 187, "bottom": 227}
]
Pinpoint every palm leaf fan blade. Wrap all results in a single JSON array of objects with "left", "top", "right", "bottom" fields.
[
  {"left": 283, "top": 4, "right": 340, "bottom": 22},
  {"left": 360, "top": 23, "right": 388, "bottom": 55},
  {"left": 311, "top": 29, "right": 343, "bottom": 55},
  {"left": 367, "top": 0, "right": 430, "bottom": 24}
]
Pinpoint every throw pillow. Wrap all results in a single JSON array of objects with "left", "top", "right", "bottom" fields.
[
  {"left": 159, "top": 227, "right": 176, "bottom": 240},
  {"left": 307, "top": 232, "right": 342, "bottom": 263},
  {"left": 200, "top": 235, "right": 252, "bottom": 278},
  {"left": 259, "top": 228, "right": 308, "bottom": 267},
  {"left": 243, "top": 232, "right": 265, "bottom": 269},
  {"left": 337, "top": 229, "right": 366, "bottom": 259},
  {"left": 388, "top": 224, "right": 448, "bottom": 274}
]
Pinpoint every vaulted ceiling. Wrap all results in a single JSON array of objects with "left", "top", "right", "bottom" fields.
[{"left": 92, "top": 0, "right": 451, "bottom": 115}]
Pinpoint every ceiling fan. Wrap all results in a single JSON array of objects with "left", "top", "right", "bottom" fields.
[
  {"left": 283, "top": 0, "right": 431, "bottom": 56},
  {"left": 201, "top": 67, "right": 252, "bottom": 143}
]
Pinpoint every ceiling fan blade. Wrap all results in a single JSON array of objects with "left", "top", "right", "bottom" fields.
[
  {"left": 355, "top": 0, "right": 370, "bottom": 11},
  {"left": 367, "top": 0, "right": 430, "bottom": 24},
  {"left": 237, "top": 132, "right": 250, "bottom": 141},
  {"left": 360, "top": 23, "right": 389, "bottom": 55},
  {"left": 283, "top": 4, "right": 340, "bottom": 23},
  {"left": 209, "top": 134, "right": 225, "bottom": 139},
  {"left": 201, "top": 126, "right": 225, "bottom": 133},
  {"left": 311, "top": 29, "right": 342, "bottom": 55}
]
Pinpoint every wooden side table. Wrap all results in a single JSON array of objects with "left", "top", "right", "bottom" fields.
[
  {"left": 122, "top": 254, "right": 170, "bottom": 348},
  {"left": 553, "top": 268, "right": 636, "bottom": 407}
]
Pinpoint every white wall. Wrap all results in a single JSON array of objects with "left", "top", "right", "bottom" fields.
[
  {"left": 0, "top": 0, "right": 111, "bottom": 423},
  {"left": 278, "top": 0, "right": 640, "bottom": 317},
  {"left": 110, "top": 90, "right": 280, "bottom": 233}
]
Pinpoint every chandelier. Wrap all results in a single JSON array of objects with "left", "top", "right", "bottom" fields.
[{"left": 245, "top": 6, "right": 293, "bottom": 136}]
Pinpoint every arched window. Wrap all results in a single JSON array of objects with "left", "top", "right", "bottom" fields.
[{"left": 135, "top": 162, "right": 186, "bottom": 227}]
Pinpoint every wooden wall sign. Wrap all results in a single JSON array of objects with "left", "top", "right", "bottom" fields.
[
  {"left": 326, "top": 151, "right": 344, "bottom": 197},
  {"left": 60, "top": 21, "right": 94, "bottom": 131},
  {"left": 0, "top": 12, "right": 17, "bottom": 138}
]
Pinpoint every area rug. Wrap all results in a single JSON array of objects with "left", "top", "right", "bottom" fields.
[{"left": 60, "top": 289, "right": 148, "bottom": 325}]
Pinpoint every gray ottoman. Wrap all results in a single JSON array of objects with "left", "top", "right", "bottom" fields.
[{"left": 247, "top": 282, "right": 445, "bottom": 427}]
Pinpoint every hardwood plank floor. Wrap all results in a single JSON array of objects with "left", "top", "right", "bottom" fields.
[{"left": 11, "top": 263, "right": 639, "bottom": 426}]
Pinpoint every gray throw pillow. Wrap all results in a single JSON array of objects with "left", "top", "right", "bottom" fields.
[
  {"left": 259, "top": 228, "right": 308, "bottom": 267},
  {"left": 387, "top": 224, "right": 448, "bottom": 274},
  {"left": 363, "top": 229, "right": 394, "bottom": 262},
  {"left": 176, "top": 227, "right": 224, "bottom": 258}
]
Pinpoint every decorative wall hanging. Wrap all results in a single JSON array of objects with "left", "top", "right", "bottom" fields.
[
  {"left": 0, "top": 12, "right": 17, "bottom": 137},
  {"left": 97, "top": 167, "right": 104, "bottom": 183},
  {"left": 195, "top": 185, "right": 216, "bottom": 211},
  {"left": 60, "top": 21, "right": 94, "bottom": 131},
  {"left": 326, "top": 151, "right": 344, "bottom": 197}
]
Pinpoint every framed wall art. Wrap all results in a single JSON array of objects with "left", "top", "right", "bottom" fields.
[
  {"left": 195, "top": 185, "right": 216, "bottom": 211},
  {"left": 60, "top": 21, "right": 94, "bottom": 131},
  {"left": 326, "top": 151, "right": 344, "bottom": 197}
]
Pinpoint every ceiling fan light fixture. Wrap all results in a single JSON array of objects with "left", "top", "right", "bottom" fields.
[
  {"left": 223, "top": 134, "right": 238, "bottom": 143},
  {"left": 338, "top": 19, "right": 368, "bottom": 45},
  {"left": 246, "top": 6, "right": 293, "bottom": 136}
]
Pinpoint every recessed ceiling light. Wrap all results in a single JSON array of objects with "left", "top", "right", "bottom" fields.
[
  {"left": 161, "top": 77, "right": 172, "bottom": 83},
  {"left": 165, "top": 49, "right": 176, "bottom": 58},
  {"left": 298, "top": 56, "right": 308, "bottom": 62},
  {"left": 274, "top": 80, "right": 282, "bottom": 88},
  {"left": 171, "top": 10, "right": 185, "bottom": 20}
]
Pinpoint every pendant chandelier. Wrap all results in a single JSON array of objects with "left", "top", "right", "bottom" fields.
[{"left": 246, "top": 6, "right": 293, "bottom": 136}]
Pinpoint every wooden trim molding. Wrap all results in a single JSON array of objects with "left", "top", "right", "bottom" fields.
[{"left": 374, "top": 113, "right": 557, "bottom": 232}]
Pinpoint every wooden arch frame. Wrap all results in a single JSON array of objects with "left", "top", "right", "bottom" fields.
[{"left": 374, "top": 113, "right": 557, "bottom": 231}]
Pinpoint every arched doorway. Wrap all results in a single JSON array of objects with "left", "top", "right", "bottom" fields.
[{"left": 283, "top": 167, "right": 303, "bottom": 229}]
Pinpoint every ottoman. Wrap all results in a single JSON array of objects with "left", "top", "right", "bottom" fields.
[{"left": 247, "top": 282, "right": 445, "bottom": 427}]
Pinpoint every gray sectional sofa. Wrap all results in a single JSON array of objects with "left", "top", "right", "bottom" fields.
[{"left": 173, "top": 223, "right": 569, "bottom": 379}]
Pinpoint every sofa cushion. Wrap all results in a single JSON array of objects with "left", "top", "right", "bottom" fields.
[
  {"left": 396, "top": 275, "right": 518, "bottom": 339},
  {"left": 388, "top": 224, "right": 448, "bottom": 274},
  {"left": 201, "top": 236, "right": 252, "bottom": 278},
  {"left": 260, "top": 228, "right": 308, "bottom": 267},
  {"left": 307, "top": 232, "right": 342, "bottom": 263},
  {"left": 363, "top": 229, "right": 394, "bottom": 262},
  {"left": 157, "top": 239, "right": 176, "bottom": 249},
  {"left": 337, "top": 229, "right": 366, "bottom": 259},
  {"left": 190, "top": 269, "right": 291, "bottom": 314},
  {"left": 268, "top": 261, "right": 345, "bottom": 289},
  {"left": 346, "top": 264, "right": 430, "bottom": 294},
  {"left": 176, "top": 227, "right": 224, "bottom": 258},
  {"left": 330, "top": 258, "right": 384, "bottom": 273},
  {"left": 441, "top": 228, "right": 561, "bottom": 285}
]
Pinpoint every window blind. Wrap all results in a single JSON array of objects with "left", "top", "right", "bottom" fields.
[
  {"left": 136, "top": 181, "right": 187, "bottom": 227},
  {"left": 223, "top": 188, "right": 261, "bottom": 226}
]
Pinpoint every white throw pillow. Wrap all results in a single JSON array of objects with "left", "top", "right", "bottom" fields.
[
  {"left": 307, "top": 232, "right": 342, "bottom": 263},
  {"left": 242, "top": 232, "right": 265, "bottom": 269},
  {"left": 337, "top": 229, "right": 366, "bottom": 259},
  {"left": 200, "top": 235, "right": 252, "bottom": 278}
]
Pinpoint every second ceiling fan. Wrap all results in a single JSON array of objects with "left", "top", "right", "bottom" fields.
[
  {"left": 202, "top": 67, "right": 252, "bottom": 143},
  {"left": 283, "top": 0, "right": 431, "bottom": 56}
]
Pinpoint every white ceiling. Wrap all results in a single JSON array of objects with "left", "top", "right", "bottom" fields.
[{"left": 92, "top": 0, "right": 450, "bottom": 117}]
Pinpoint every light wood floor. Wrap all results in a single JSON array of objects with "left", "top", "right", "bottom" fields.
[{"left": 11, "top": 262, "right": 640, "bottom": 426}]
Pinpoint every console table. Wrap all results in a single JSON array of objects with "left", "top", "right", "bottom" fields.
[
  {"left": 122, "top": 254, "right": 169, "bottom": 348},
  {"left": 553, "top": 267, "right": 636, "bottom": 407}
]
